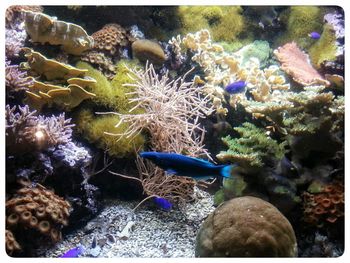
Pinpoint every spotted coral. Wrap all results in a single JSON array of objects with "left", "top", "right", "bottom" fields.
[
  {"left": 302, "top": 181, "right": 344, "bottom": 226},
  {"left": 6, "top": 184, "right": 71, "bottom": 253}
]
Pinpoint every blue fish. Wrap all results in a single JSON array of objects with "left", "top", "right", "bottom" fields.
[
  {"left": 225, "top": 81, "right": 246, "bottom": 94},
  {"left": 139, "top": 152, "right": 234, "bottom": 181},
  {"left": 154, "top": 196, "right": 172, "bottom": 211},
  {"left": 309, "top": 32, "right": 321, "bottom": 39},
  {"left": 59, "top": 245, "right": 84, "bottom": 258}
]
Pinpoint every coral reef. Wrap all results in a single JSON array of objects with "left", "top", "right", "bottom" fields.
[
  {"left": 177, "top": 6, "right": 246, "bottom": 43},
  {"left": 274, "top": 42, "right": 330, "bottom": 86},
  {"left": 195, "top": 196, "right": 297, "bottom": 257},
  {"left": 23, "top": 11, "right": 93, "bottom": 55},
  {"left": 131, "top": 39, "right": 166, "bottom": 65},
  {"left": 302, "top": 181, "right": 344, "bottom": 226},
  {"left": 6, "top": 184, "right": 71, "bottom": 255},
  {"left": 6, "top": 105, "right": 74, "bottom": 153},
  {"left": 20, "top": 48, "right": 96, "bottom": 110},
  {"left": 217, "top": 122, "right": 286, "bottom": 168}
]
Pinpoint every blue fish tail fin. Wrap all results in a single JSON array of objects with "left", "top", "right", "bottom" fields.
[{"left": 220, "top": 165, "right": 234, "bottom": 178}]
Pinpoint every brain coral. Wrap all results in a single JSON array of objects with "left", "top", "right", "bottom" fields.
[
  {"left": 6, "top": 184, "right": 71, "bottom": 254},
  {"left": 195, "top": 196, "right": 297, "bottom": 257}
]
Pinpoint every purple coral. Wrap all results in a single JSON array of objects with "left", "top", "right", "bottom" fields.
[
  {"left": 6, "top": 60, "right": 33, "bottom": 96},
  {"left": 6, "top": 105, "right": 75, "bottom": 152},
  {"left": 5, "top": 22, "right": 27, "bottom": 59}
]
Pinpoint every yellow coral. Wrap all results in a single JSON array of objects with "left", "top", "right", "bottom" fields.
[
  {"left": 21, "top": 48, "right": 88, "bottom": 80},
  {"left": 76, "top": 59, "right": 141, "bottom": 112},
  {"left": 74, "top": 109, "right": 145, "bottom": 157},
  {"left": 177, "top": 6, "right": 245, "bottom": 43},
  {"left": 308, "top": 24, "right": 338, "bottom": 69}
]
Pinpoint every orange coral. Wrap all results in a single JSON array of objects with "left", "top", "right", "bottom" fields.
[
  {"left": 5, "top": 230, "right": 21, "bottom": 255},
  {"left": 302, "top": 181, "right": 344, "bottom": 226},
  {"left": 273, "top": 42, "right": 330, "bottom": 86},
  {"left": 6, "top": 184, "right": 71, "bottom": 253}
]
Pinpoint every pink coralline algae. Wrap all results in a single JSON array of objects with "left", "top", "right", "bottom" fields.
[{"left": 273, "top": 42, "right": 330, "bottom": 86}]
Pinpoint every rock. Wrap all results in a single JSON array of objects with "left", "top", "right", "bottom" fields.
[
  {"left": 132, "top": 39, "right": 166, "bottom": 65},
  {"left": 195, "top": 196, "right": 297, "bottom": 257}
]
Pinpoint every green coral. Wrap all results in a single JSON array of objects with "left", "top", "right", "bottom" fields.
[
  {"left": 217, "top": 122, "right": 286, "bottom": 168},
  {"left": 308, "top": 24, "right": 338, "bottom": 69},
  {"left": 74, "top": 108, "right": 145, "bottom": 157},
  {"left": 177, "top": 6, "right": 246, "bottom": 43},
  {"left": 236, "top": 40, "right": 271, "bottom": 68},
  {"left": 276, "top": 6, "right": 323, "bottom": 49},
  {"left": 76, "top": 59, "right": 141, "bottom": 112}
]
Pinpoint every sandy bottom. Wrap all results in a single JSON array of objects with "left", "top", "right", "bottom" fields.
[{"left": 39, "top": 187, "right": 215, "bottom": 258}]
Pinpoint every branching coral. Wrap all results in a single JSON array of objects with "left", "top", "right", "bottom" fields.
[
  {"left": 217, "top": 122, "right": 287, "bottom": 168},
  {"left": 6, "top": 60, "right": 33, "bottom": 97},
  {"left": 5, "top": 22, "right": 27, "bottom": 59},
  {"left": 6, "top": 183, "right": 71, "bottom": 254},
  {"left": 177, "top": 29, "right": 289, "bottom": 115},
  {"left": 103, "top": 62, "right": 214, "bottom": 158},
  {"left": 6, "top": 105, "right": 74, "bottom": 153}
]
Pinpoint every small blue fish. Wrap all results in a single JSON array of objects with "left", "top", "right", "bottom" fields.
[
  {"left": 225, "top": 81, "right": 246, "bottom": 94},
  {"left": 59, "top": 245, "right": 84, "bottom": 258},
  {"left": 139, "top": 152, "right": 234, "bottom": 181},
  {"left": 309, "top": 32, "right": 321, "bottom": 39},
  {"left": 154, "top": 196, "right": 172, "bottom": 211}
]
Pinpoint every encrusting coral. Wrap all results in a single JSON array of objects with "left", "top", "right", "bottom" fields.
[
  {"left": 274, "top": 42, "right": 330, "bottom": 86},
  {"left": 6, "top": 105, "right": 74, "bottom": 153},
  {"left": 23, "top": 11, "right": 94, "bottom": 55},
  {"left": 6, "top": 183, "right": 71, "bottom": 255},
  {"left": 20, "top": 48, "right": 96, "bottom": 110},
  {"left": 5, "top": 5, "right": 43, "bottom": 28}
]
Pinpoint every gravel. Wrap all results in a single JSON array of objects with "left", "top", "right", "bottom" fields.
[{"left": 39, "top": 187, "right": 215, "bottom": 258}]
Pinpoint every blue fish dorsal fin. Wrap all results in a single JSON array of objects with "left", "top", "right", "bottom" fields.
[
  {"left": 185, "top": 155, "right": 215, "bottom": 167},
  {"left": 166, "top": 169, "right": 177, "bottom": 175}
]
